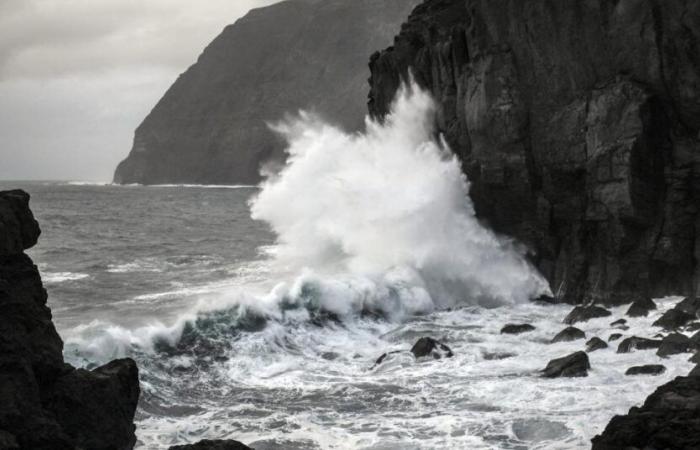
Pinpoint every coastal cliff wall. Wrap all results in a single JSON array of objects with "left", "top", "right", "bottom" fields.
[
  {"left": 0, "top": 190, "right": 139, "bottom": 450},
  {"left": 114, "top": 0, "right": 418, "bottom": 185},
  {"left": 368, "top": 0, "right": 700, "bottom": 305}
]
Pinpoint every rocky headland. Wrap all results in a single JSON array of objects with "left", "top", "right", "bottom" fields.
[{"left": 0, "top": 190, "right": 140, "bottom": 450}]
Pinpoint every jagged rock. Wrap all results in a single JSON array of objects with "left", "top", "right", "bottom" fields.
[
  {"left": 610, "top": 319, "right": 626, "bottom": 327},
  {"left": 500, "top": 324, "right": 536, "bottom": 334},
  {"left": 551, "top": 327, "right": 586, "bottom": 343},
  {"left": 608, "top": 333, "right": 623, "bottom": 342},
  {"left": 653, "top": 309, "right": 696, "bottom": 330},
  {"left": 169, "top": 440, "right": 251, "bottom": 450},
  {"left": 410, "top": 337, "right": 453, "bottom": 359},
  {"left": 114, "top": 0, "right": 419, "bottom": 185},
  {"left": 626, "top": 298, "right": 657, "bottom": 318},
  {"left": 368, "top": 0, "right": 700, "bottom": 306},
  {"left": 675, "top": 297, "right": 700, "bottom": 316},
  {"left": 625, "top": 365, "right": 667, "bottom": 376},
  {"left": 617, "top": 336, "right": 662, "bottom": 353},
  {"left": 656, "top": 333, "right": 696, "bottom": 358},
  {"left": 0, "top": 190, "right": 140, "bottom": 450},
  {"left": 542, "top": 351, "right": 590, "bottom": 378},
  {"left": 592, "top": 375, "right": 700, "bottom": 449},
  {"left": 563, "top": 306, "right": 611, "bottom": 325},
  {"left": 586, "top": 337, "right": 608, "bottom": 352}
]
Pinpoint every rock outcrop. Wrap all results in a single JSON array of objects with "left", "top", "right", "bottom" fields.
[
  {"left": 368, "top": 0, "right": 700, "bottom": 305},
  {"left": 541, "top": 351, "right": 590, "bottom": 378},
  {"left": 592, "top": 374, "right": 700, "bottom": 449},
  {"left": 114, "top": 0, "right": 419, "bottom": 185},
  {"left": 0, "top": 190, "right": 140, "bottom": 450}
]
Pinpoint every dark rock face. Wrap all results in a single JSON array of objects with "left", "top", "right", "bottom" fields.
[
  {"left": 169, "top": 440, "right": 251, "bottom": 450},
  {"left": 653, "top": 308, "right": 696, "bottom": 330},
  {"left": 586, "top": 337, "right": 608, "bottom": 352},
  {"left": 410, "top": 337, "right": 453, "bottom": 359},
  {"left": 114, "top": 0, "right": 419, "bottom": 185},
  {"left": 691, "top": 365, "right": 700, "bottom": 377},
  {"left": 368, "top": 0, "right": 700, "bottom": 305},
  {"left": 610, "top": 319, "right": 626, "bottom": 327},
  {"left": 675, "top": 297, "right": 700, "bottom": 315},
  {"left": 617, "top": 336, "right": 662, "bottom": 353},
  {"left": 626, "top": 298, "right": 657, "bottom": 317},
  {"left": 551, "top": 327, "right": 585, "bottom": 343},
  {"left": 542, "top": 351, "right": 590, "bottom": 378},
  {"left": 0, "top": 190, "right": 140, "bottom": 450},
  {"left": 625, "top": 365, "right": 666, "bottom": 376},
  {"left": 656, "top": 333, "right": 696, "bottom": 357},
  {"left": 563, "top": 306, "right": 611, "bottom": 325},
  {"left": 500, "top": 323, "right": 535, "bottom": 334},
  {"left": 592, "top": 375, "right": 700, "bottom": 449},
  {"left": 608, "top": 333, "right": 623, "bottom": 342}
]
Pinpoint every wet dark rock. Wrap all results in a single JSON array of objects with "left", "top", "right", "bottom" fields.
[
  {"left": 675, "top": 297, "right": 700, "bottom": 316},
  {"left": 482, "top": 352, "right": 516, "bottom": 361},
  {"left": 691, "top": 330, "right": 700, "bottom": 345},
  {"left": 542, "top": 351, "right": 590, "bottom": 378},
  {"left": 500, "top": 324, "right": 536, "bottom": 335},
  {"left": 690, "top": 352, "right": 700, "bottom": 364},
  {"left": 625, "top": 365, "right": 667, "bottom": 376},
  {"left": 586, "top": 337, "right": 608, "bottom": 353},
  {"left": 169, "top": 440, "right": 251, "bottom": 450},
  {"left": 563, "top": 306, "right": 611, "bottom": 325},
  {"left": 626, "top": 298, "right": 657, "bottom": 318},
  {"left": 410, "top": 337, "right": 453, "bottom": 359},
  {"left": 617, "top": 336, "right": 663, "bottom": 353},
  {"left": 592, "top": 375, "right": 700, "bottom": 449},
  {"left": 656, "top": 333, "right": 696, "bottom": 358},
  {"left": 653, "top": 309, "right": 696, "bottom": 330},
  {"left": 372, "top": 350, "right": 404, "bottom": 368},
  {"left": 532, "top": 294, "right": 556, "bottom": 304},
  {"left": 368, "top": 0, "right": 700, "bottom": 306},
  {"left": 691, "top": 365, "right": 700, "bottom": 377},
  {"left": 551, "top": 327, "right": 586, "bottom": 343},
  {"left": 610, "top": 319, "right": 626, "bottom": 327},
  {"left": 0, "top": 190, "right": 140, "bottom": 450},
  {"left": 114, "top": 0, "right": 418, "bottom": 185},
  {"left": 608, "top": 333, "right": 623, "bottom": 342},
  {"left": 686, "top": 322, "right": 700, "bottom": 332}
]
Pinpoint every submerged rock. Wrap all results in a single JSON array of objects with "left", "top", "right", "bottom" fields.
[
  {"left": 608, "top": 333, "right": 623, "bottom": 342},
  {"left": 500, "top": 324, "right": 536, "bottom": 334},
  {"left": 0, "top": 190, "right": 140, "bottom": 450},
  {"left": 617, "top": 336, "right": 662, "bottom": 353},
  {"left": 169, "top": 440, "right": 251, "bottom": 450},
  {"left": 625, "top": 365, "right": 667, "bottom": 376},
  {"left": 592, "top": 375, "right": 700, "bottom": 449},
  {"left": 542, "top": 352, "right": 590, "bottom": 378},
  {"left": 551, "top": 327, "right": 586, "bottom": 343},
  {"left": 610, "top": 319, "right": 627, "bottom": 327},
  {"left": 626, "top": 298, "right": 657, "bottom": 318},
  {"left": 410, "top": 337, "right": 453, "bottom": 359},
  {"left": 653, "top": 309, "right": 696, "bottom": 330},
  {"left": 563, "top": 306, "right": 611, "bottom": 325},
  {"left": 656, "top": 333, "right": 696, "bottom": 358},
  {"left": 586, "top": 337, "right": 608, "bottom": 352}
]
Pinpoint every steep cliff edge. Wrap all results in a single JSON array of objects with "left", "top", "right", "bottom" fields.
[
  {"left": 0, "top": 190, "right": 140, "bottom": 450},
  {"left": 114, "top": 0, "right": 418, "bottom": 185},
  {"left": 369, "top": 0, "right": 700, "bottom": 305}
]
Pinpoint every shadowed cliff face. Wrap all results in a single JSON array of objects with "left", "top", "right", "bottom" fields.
[
  {"left": 368, "top": 0, "right": 700, "bottom": 305},
  {"left": 0, "top": 190, "right": 139, "bottom": 450},
  {"left": 114, "top": 0, "right": 419, "bottom": 186}
]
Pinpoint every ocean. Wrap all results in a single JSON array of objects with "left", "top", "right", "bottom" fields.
[{"left": 2, "top": 86, "right": 693, "bottom": 449}]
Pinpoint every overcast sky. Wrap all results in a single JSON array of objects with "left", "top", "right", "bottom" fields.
[{"left": 0, "top": 0, "right": 278, "bottom": 181}]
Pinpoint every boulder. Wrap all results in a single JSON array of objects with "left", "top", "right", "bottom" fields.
[
  {"left": 500, "top": 324, "right": 536, "bottom": 334},
  {"left": 551, "top": 327, "right": 586, "bottom": 343},
  {"left": 563, "top": 306, "right": 611, "bottom": 325},
  {"left": 626, "top": 298, "right": 657, "bottom": 318},
  {"left": 675, "top": 297, "right": 700, "bottom": 316},
  {"left": 691, "top": 366, "right": 700, "bottom": 377},
  {"left": 625, "top": 365, "right": 667, "bottom": 376},
  {"left": 592, "top": 376, "right": 700, "bottom": 449},
  {"left": 542, "top": 352, "right": 590, "bottom": 378},
  {"left": 656, "top": 333, "right": 696, "bottom": 358},
  {"left": 608, "top": 333, "right": 623, "bottom": 342},
  {"left": 653, "top": 309, "right": 696, "bottom": 330},
  {"left": 586, "top": 337, "right": 608, "bottom": 353},
  {"left": 410, "top": 337, "right": 453, "bottom": 359},
  {"left": 617, "top": 336, "right": 662, "bottom": 353},
  {"left": 610, "top": 319, "right": 627, "bottom": 327},
  {"left": 169, "top": 440, "right": 251, "bottom": 450},
  {"left": 687, "top": 322, "right": 700, "bottom": 332}
]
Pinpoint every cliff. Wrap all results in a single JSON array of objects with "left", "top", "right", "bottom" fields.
[
  {"left": 0, "top": 190, "right": 140, "bottom": 450},
  {"left": 114, "top": 0, "right": 418, "bottom": 185},
  {"left": 368, "top": 0, "right": 700, "bottom": 305}
]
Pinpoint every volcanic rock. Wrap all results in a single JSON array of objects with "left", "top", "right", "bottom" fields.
[
  {"left": 675, "top": 297, "right": 700, "bottom": 316},
  {"left": 563, "top": 306, "right": 611, "bottom": 325},
  {"left": 653, "top": 309, "right": 696, "bottom": 330},
  {"left": 586, "top": 337, "right": 608, "bottom": 352},
  {"left": 617, "top": 336, "right": 662, "bottom": 353},
  {"left": 610, "top": 319, "right": 626, "bottom": 327},
  {"left": 169, "top": 440, "right": 251, "bottom": 450},
  {"left": 626, "top": 298, "right": 657, "bottom": 318},
  {"left": 410, "top": 337, "right": 453, "bottom": 359},
  {"left": 542, "top": 351, "right": 590, "bottom": 378},
  {"left": 625, "top": 365, "right": 667, "bottom": 376},
  {"left": 608, "top": 333, "right": 623, "bottom": 342},
  {"left": 551, "top": 327, "right": 586, "bottom": 343},
  {"left": 656, "top": 333, "right": 696, "bottom": 358},
  {"left": 500, "top": 324, "right": 536, "bottom": 335}
]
